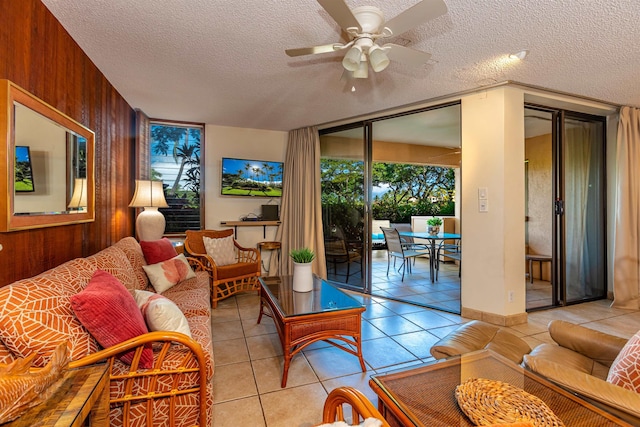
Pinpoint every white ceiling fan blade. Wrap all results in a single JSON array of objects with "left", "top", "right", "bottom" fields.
[
  {"left": 384, "top": 0, "right": 448, "bottom": 37},
  {"left": 384, "top": 44, "right": 432, "bottom": 67},
  {"left": 285, "top": 44, "right": 338, "bottom": 57},
  {"left": 317, "top": 0, "right": 360, "bottom": 31}
]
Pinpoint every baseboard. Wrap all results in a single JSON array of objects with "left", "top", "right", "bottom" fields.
[{"left": 461, "top": 307, "right": 528, "bottom": 326}]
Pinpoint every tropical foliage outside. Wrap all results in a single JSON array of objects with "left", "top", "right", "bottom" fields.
[
  {"left": 321, "top": 158, "right": 455, "bottom": 241},
  {"left": 150, "top": 123, "right": 202, "bottom": 233}
]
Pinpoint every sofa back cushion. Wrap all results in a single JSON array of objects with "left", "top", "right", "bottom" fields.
[
  {"left": 113, "top": 237, "right": 150, "bottom": 290},
  {"left": 86, "top": 244, "right": 138, "bottom": 291},
  {"left": 0, "top": 258, "right": 99, "bottom": 367},
  {"left": 607, "top": 330, "right": 640, "bottom": 392}
]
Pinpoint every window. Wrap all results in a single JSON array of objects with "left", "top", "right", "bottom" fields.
[{"left": 149, "top": 122, "right": 203, "bottom": 233}]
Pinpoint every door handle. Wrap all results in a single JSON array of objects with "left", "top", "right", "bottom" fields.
[{"left": 555, "top": 199, "right": 564, "bottom": 215}]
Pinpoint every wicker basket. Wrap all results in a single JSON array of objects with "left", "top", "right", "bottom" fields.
[{"left": 455, "top": 378, "right": 565, "bottom": 427}]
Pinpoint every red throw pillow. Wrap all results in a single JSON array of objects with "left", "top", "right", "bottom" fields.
[
  {"left": 70, "top": 270, "right": 153, "bottom": 368},
  {"left": 140, "top": 238, "right": 178, "bottom": 265}
]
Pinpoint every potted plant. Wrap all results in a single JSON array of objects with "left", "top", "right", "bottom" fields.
[
  {"left": 427, "top": 217, "right": 443, "bottom": 235},
  {"left": 290, "top": 248, "right": 315, "bottom": 292}
]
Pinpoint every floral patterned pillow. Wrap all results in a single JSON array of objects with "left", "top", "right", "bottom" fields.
[{"left": 142, "top": 254, "right": 196, "bottom": 293}]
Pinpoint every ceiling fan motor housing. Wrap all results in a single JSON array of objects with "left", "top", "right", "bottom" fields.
[{"left": 351, "top": 6, "right": 385, "bottom": 35}]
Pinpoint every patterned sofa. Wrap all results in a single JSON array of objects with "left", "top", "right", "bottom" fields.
[{"left": 0, "top": 237, "right": 213, "bottom": 427}]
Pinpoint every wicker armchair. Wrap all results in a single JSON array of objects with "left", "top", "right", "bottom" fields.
[
  {"left": 320, "top": 386, "right": 390, "bottom": 427},
  {"left": 184, "top": 229, "right": 261, "bottom": 308}
]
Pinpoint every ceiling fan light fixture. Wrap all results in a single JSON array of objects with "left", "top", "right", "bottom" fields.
[
  {"left": 353, "top": 59, "right": 369, "bottom": 79},
  {"left": 369, "top": 45, "right": 390, "bottom": 72},
  {"left": 342, "top": 45, "right": 363, "bottom": 72},
  {"left": 509, "top": 50, "right": 528, "bottom": 60}
]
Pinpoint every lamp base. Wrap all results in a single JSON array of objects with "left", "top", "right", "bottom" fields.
[{"left": 136, "top": 207, "right": 166, "bottom": 241}]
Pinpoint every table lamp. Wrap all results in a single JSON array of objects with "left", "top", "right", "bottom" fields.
[
  {"left": 67, "top": 178, "right": 87, "bottom": 212},
  {"left": 129, "top": 180, "right": 169, "bottom": 241}
]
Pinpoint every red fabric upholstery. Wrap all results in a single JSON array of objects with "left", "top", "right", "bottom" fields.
[{"left": 140, "top": 238, "right": 178, "bottom": 265}]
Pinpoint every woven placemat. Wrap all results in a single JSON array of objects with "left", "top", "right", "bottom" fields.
[{"left": 455, "top": 378, "right": 565, "bottom": 427}]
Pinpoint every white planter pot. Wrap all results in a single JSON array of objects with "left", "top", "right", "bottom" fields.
[{"left": 292, "top": 261, "right": 313, "bottom": 292}]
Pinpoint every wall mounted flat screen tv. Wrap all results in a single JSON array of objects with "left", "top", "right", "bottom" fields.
[
  {"left": 221, "top": 157, "right": 283, "bottom": 197},
  {"left": 15, "top": 145, "right": 35, "bottom": 192}
]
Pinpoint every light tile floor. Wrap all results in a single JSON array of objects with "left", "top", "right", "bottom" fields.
[
  {"left": 329, "top": 250, "right": 552, "bottom": 313},
  {"left": 211, "top": 292, "right": 639, "bottom": 427}
]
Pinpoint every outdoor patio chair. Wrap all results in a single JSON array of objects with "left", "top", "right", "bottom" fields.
[
  {"left": 436, "top": 239, "right": 461, "bottom": 280},
  {"left": 325, "top": 237, "right": 362, "bottom": 282},
  {"left": 325, "top": 225, "right": 362, "bottom": 282},
  {"left": 381, "top": 227, "right": 428, "bottom": 281}
]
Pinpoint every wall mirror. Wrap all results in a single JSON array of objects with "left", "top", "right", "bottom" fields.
[{"left": 0, "top": 79, "right": 95, "bottom": 231}]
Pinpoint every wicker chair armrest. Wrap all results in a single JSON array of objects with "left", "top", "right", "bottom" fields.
[
  {"left": 186, "top": 255, "right": 213, "bottom": 273},
  {"left": 236, "top": 246, "right": 260, "bottom": 263},
  {"left": 321, "top": 386, "right": 390, "bottom": 426},
  {"left": 69, "top": 331, "right": 208, "bottom": 427}
]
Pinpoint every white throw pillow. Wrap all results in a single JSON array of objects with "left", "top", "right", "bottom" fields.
[
  {"left": 203, "top": 235, "right": 237, "bottom": 266},
  {"left": 142, "top": 253, "right": 196, "bottom": 293},
  {"left": 134, "top": 290, "right": 192, "bottom": 338}
]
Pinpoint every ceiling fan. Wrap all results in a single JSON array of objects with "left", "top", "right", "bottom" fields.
[{"left": 286, "top": 0, "right": 448, "bottom": 78}]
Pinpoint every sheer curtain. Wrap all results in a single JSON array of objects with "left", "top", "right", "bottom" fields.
[
  {"left": 273, "top": 127, "right": 327, "bottom": 278},
  {"left": 613, "top": 107, "right": 640, "bottom": 308},
  {"left": 564, "top": 125, "right": 592, "bottom": 299}
]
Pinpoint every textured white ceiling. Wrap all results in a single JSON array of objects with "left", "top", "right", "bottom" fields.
[{"left": 41, "top": 0, "right": 639, "bottom": 131}]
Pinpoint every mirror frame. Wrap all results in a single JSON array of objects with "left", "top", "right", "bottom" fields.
[{"left": 0, "top": 79, "right": 95, "bottom": 231}]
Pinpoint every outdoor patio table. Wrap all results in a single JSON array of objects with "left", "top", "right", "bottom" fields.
[{"left": 398, "top": 232, "right": 461, "bottom": 282}]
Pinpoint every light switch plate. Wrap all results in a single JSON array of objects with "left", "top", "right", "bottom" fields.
[
  {"left": 479, "top": 199, "right": 489, "bottom": 212},
  {"left": 478, "top": 187, "right": 488, "bottom": 200}
]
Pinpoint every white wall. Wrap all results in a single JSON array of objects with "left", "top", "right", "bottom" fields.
[
  {"left": 204, "top": 124, "right": 287, "bottom": 252},
  {"left": 460, "top": 86, "right": 526, "bottom": 317}
]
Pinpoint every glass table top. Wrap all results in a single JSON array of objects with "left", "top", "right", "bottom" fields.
[{"left": 258, "top": 275, "right": 363, "bottom": 317}]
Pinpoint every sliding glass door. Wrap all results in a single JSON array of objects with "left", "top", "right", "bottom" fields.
[
  {"left": 319, "top": 103, "right": 462, "bottom": 313},
  {"left": 525, "top": 106, "right": 606, "bottom": 309},
  {"left": 320, "top": 124, "right": 369, "bottom": 293}
]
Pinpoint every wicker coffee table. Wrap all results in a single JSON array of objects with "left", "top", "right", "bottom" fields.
[
  {"left": 369, "top": 349, "right": 632, "bottom": 427},
  {"left": 258, "top": 275, "right": 366, "bottom": 387}
]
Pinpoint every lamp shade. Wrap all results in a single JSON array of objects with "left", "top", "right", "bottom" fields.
[
  {"left": 369, "top": 45, "right": 389, "bottom": 72},
  {"left": 129, "top": 180, "right": 169, "bottom": 208},
  {"left": 342, "top": 45, "right": 362, "bottom": 72},
  {"left": 68, "top": 178, "right": 87, "bottom": 210},
  {"left": 129, "top": 180, "right": 168, "bottom": 241},
  {"left": 353, "top": 58, "right": 369, "bottom": 79}
]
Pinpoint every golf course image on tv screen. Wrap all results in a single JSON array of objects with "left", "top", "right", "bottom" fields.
[{"left": 221, "top": 157, "right": 283, "bottom": 197}]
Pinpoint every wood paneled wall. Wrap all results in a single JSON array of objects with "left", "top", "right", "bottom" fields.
[{"left": 0, "top": 0, "right": 136, "bottom": 286}]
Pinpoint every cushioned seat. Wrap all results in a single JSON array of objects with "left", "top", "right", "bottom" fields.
[{"left": 430, "top": 320, "right": 531, "bottom": 364}]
